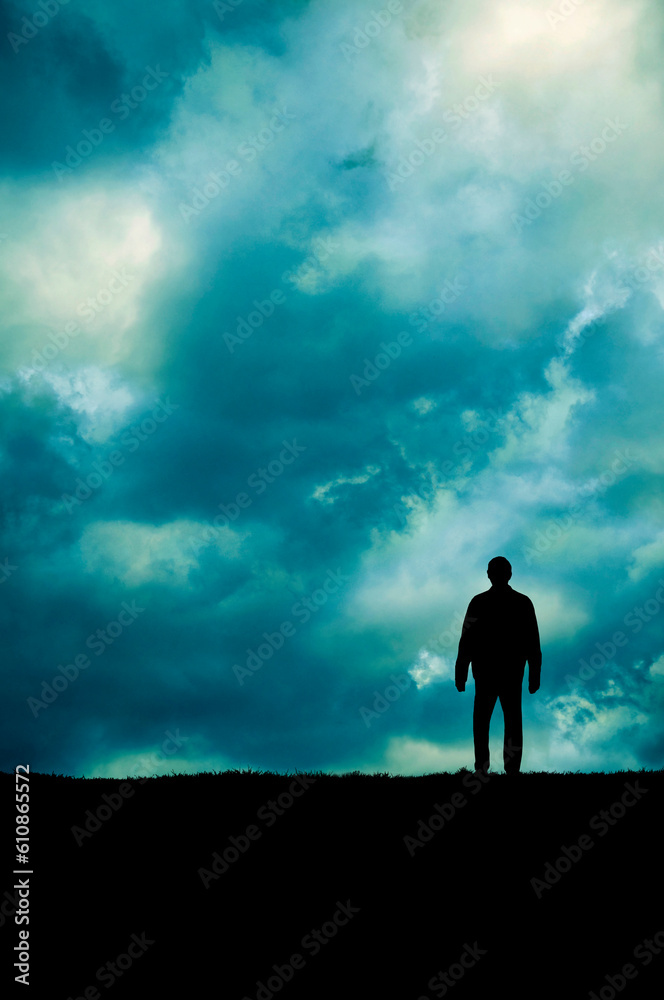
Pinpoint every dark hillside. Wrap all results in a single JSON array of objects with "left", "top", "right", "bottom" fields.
[{"left": 2, "top": 768, "right": 662, "bottom": 998}]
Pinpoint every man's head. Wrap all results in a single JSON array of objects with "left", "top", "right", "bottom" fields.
[{"left": 487, "top": 556, "right": 512, "bottom": 585}]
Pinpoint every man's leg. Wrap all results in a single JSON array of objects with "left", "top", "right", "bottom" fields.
[
  {"left": 498, "top": 681, "right": 523, "bottom": 774},
  {"left": 473, "top": 685, "right": 499, "bottom": 773}
]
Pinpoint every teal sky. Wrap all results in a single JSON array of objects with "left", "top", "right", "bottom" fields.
[{"left": 2, "top": 0, "right": 664, "bottom": 777}]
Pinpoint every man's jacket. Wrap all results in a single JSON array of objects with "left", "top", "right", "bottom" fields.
[{"left": 455, "top": 584, "right": 541, "bottom": 687}]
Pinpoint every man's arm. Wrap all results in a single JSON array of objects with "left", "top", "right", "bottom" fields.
[
  {"left": 526, "top": 598, "right": 542, "bottom": 693},
  {"left": 455, "top": 600, "right": 477, "bottom": 692}
]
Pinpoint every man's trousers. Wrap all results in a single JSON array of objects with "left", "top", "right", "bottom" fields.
[{"left": 473, "top": 677, "right": 523, "bottom": 774}]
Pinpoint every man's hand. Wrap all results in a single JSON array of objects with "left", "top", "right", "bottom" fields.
[
  {"left": 455, "top": 681, "right": 466, "bottom": 693},
  {"left": 529, "top": 680, "right": 540, "bottom": 694}
]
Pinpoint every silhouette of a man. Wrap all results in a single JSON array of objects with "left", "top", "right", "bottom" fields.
[{"left": 455, "top": 557, "right": 541, "bottom": 775}]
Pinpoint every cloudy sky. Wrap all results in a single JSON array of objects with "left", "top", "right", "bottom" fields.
[{"left": 2, "top": 0, "right": 664, "bottom": 777}]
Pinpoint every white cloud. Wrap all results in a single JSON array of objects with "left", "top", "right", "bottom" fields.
[
  {"left": 78, "top": 519, "right": 245, "bottom": 587},
  {"left": 86, "top": 748, "right": 236, "bottom": 778},
  {"left": 649, "top": 654, "right": 664, "bottom": 678},
  {"left": 35, "top": 366, "right": 135, "bottom": 444},
  {"left": 351, "top": 466, "right": 590, "bottom": 648},
  {"left": 408, "top": 649, "right": 454, "bottom": 688},
  {"left": 628, "top": 532, "right": 664, "bottom": 582},
  {"left": 336, "top": 735, "right": 472, "bottom": 776},
  {"left": 542, "top": 688, "right": 649, "bottom": 761},
  {"left": 412, "top": 397, "right": 437, "bottom": 415},
  {"left": 490, "top": 358, "right": 596, "bottom": 467},
  {"left": 0, "top": 184, "right": 168, "bottom": 378},
  {"left": 311, "top": 466, "right": 380, "bottom": 504}
]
